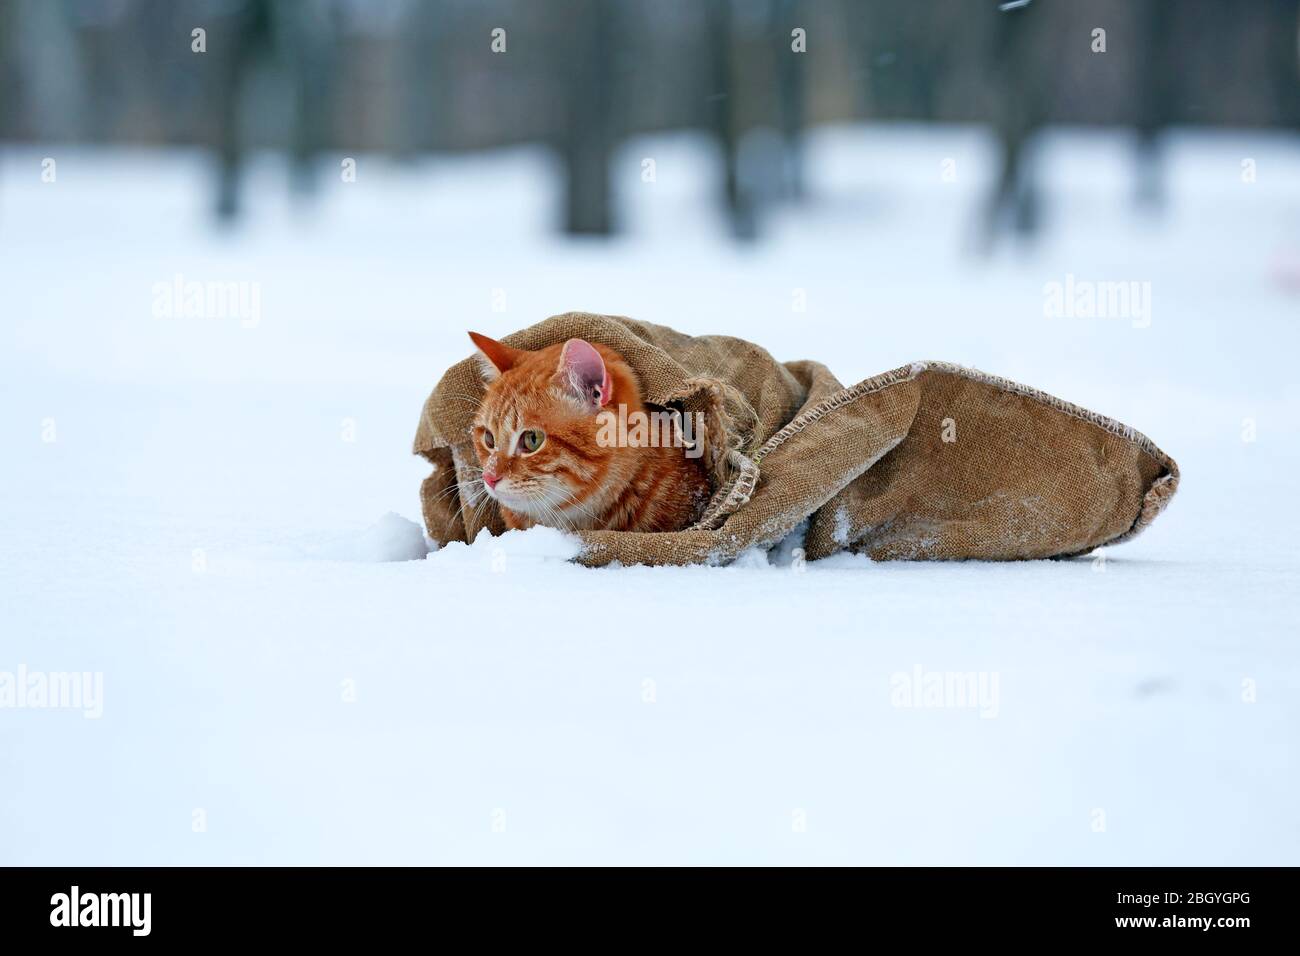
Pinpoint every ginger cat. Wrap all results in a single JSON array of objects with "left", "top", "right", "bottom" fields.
[{"left": 467, "top": 331, "right": 711, "bottom": 533}]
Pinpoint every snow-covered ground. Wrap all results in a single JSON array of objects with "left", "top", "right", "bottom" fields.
[{"left": 2, "top": 126, "right": 1298, "bottom": 864}]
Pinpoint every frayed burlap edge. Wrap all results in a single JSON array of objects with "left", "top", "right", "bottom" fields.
[{"left": 660, "top": 375, "right": 759, "bottom": 487}]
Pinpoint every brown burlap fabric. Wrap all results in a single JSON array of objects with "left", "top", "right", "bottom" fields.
[{"left": 413, "top": 312, "right": 1178, "bottom": 566}]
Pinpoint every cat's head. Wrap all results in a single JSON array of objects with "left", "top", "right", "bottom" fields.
[{"left": 467, "top": 331, "right": 641, "bottom": 521}]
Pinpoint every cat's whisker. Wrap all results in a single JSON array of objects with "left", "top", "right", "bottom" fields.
[
  {"left": 523, "top": 488, "right": 577, "bottom": 533},
  {"left": 554, "top": 488, "right": 601, "bottom": 525},
  {"left": 432, "top": 480, "right": 470, "bottom": 504},
  {"left": 439, "top": 391, "right": 487, "bottom": 407},
  {"left": 539, "top": 498, "right": 578, "bottom": 533}
]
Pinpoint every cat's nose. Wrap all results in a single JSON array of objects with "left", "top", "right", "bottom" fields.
[{"left": 483, "top": 471, "right": 499, "bottom": 490}]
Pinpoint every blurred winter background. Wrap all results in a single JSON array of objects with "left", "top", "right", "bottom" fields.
[{"left": 1, "top": 0, "right": 1298, "bottom": 864}]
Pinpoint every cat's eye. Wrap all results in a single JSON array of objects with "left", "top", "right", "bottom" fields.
[
  {"left": 519, "top": 429, "right": 545, "bottom": 454},
  {"left": 482, "top": 429, "right": 495, "bottom": 449}
]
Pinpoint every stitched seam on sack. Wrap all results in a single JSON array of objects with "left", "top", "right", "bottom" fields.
[
  {"left": 923, "top": 361, "right": 1178, "bottom": 473},
  {"left": 693, "top": 450, "right": 759, "bottom": 530},
  {"left": 752, "top": 362, "right": 921, "bottom": 464},
  {"left": 753, "top": 360, "right": 1178, "bottom": 477}
]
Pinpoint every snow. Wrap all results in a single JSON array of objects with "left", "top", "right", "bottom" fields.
[
  {"left": 2, "top": 126, "right": 1298, "bottom": 864},
  {"left": 438, "top": 525, "right": 585, "bottom": 566},
  {"left": 831, "top": 506, "right": 853, "bottom": 546},
  {"left": 284, "top": 511, "right": 431, "bottom": 563}
]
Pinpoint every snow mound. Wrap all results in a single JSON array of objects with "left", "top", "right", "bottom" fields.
[
  {"left": 731, "top": 546, "right": 773, "bottom": 569},
  {"left": 430, "top": 525, "right": 584, "bottom": 567},
  {"left": 315, "top": 512, "right": 430, "bottom": 563}
]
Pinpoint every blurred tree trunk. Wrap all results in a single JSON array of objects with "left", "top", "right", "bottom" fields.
[
  {"left": 396, "top": 1, "right": 439, "bottom": 157},
  {"left": 706, "top": 0, "right": 756, "bottom": 240},
  {"left": 1270, "top": 0, "right": 1300, "bottom": 129},
  {"left": 984, "top": 0, "right": 1047, "bottom": 247},
  {"left": 0, "top": 1, "right": 10, "bottom": 215},
  {"left": 213, "top": 0, "right": 271, "bottom": 222},
  {"left": 1134, "top": 0, "right": 1176, "bottom": 210},
  {"left": 272, "top": 1, "right": 336, "bottom": 201},
  {"left": 774, "top": 0, "right": 806, "bottom": 200},
  {"left": 559, "top": 0, "right": 615, "bottom": 236}
]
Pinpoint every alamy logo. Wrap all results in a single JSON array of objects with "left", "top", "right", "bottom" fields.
[
  {"left": 890, "top": 665, "right": 1000, "bottom": 718},
  {"left": 152, "top": 273, "right": 262, "bottom": 328},
  {"left": 50, "top": 886, "right": 151, "bottom": 936},
  {"left": 0, "top": 665, "right": 102, "bottom": 718},
  {"left": 1043, "top": 273, "right": 1151, "bottom": 328},
  {"left": 595, "top": 405, "right": 705, "bottom": 458}
]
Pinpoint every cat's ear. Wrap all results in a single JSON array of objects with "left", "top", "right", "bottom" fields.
[
  {"left": 557, "top": 338, "right": 612, "bottom": 407},
  {"left": 468, "top": 331, "right": 524, "bottom": 381}
]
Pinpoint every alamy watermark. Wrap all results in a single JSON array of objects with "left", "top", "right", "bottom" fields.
[
  {"left": 596, "top": 405, "right": 704, "bottom": 459},
  {"left": 50, "top": 886, "right": 150, "bottom": 936},
  {"left": 152, "top": 273, "right": 261, "bottom": 328},
  {"left": 0, "top": 665, "right": 103, "bottom": 718},
  {"left": 890, "top": 665, "right": 1000, "bottom": 718},
  {"left": 1044, "top": 273, "right": 1151, "bottom": 329}
]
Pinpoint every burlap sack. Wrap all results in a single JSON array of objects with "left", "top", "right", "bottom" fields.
[{"left": 413, "top": 312, "right": 1178, "bottom": 566}]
